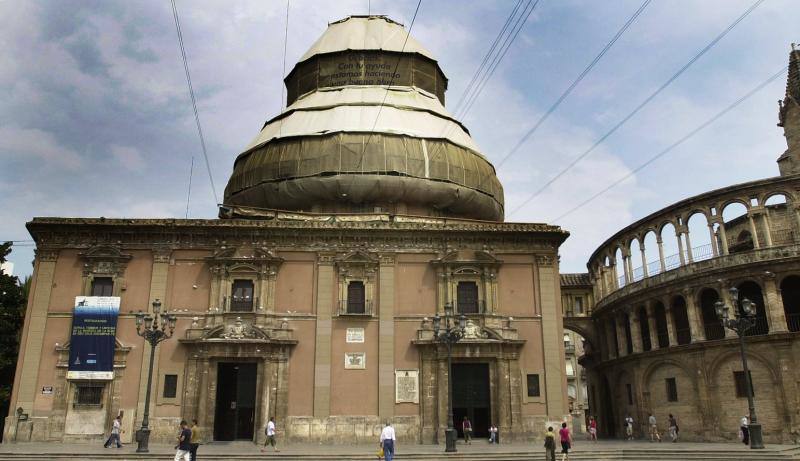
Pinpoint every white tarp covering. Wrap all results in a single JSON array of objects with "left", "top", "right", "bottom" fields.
[
  {"left": 245, "top": 100, "right": 483, "bottom": 156},
  {"left": 300, "top": 16, "right": 435, "bottom": 62}
]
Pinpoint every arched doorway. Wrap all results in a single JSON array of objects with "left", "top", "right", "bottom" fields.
[
  {"left": 699, "top": 288, "right": 724, "bottom": 340},
  {"left": 780, "top": 275, "right": 800, "bottom": 332},
  {"left": 736, "top": 281, "right": 768, "bottom": 336},
  {"left": 599, "top": 374, "right": 617, "bottom": 438},
  {"left": 671, "top": 296, "right": 691, "bottom": 345}
]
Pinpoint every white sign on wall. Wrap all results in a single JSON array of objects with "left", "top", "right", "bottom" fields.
[
  {"left": 344, "top": 352, "right": 366, "bottom": 369},
  {"left": 346, "top": 328, "right": 365, "bottom": 343},
  {"left": 395, "top": 369, "right": 419, "bottom": 404}
]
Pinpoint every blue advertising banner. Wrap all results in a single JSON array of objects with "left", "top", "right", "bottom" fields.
[{"left": 67, "top": 296, "right": 120, "bottom": 380}]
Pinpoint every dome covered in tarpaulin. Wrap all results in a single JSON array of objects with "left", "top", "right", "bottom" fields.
[{"left": 222, "top": 15, "right": 505, "bottom": 221}]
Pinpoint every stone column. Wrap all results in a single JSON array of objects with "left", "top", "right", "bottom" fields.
[
  {"left": 605, "top": 318, "right": 618, "bottom": 359},
  {"left": 313, "top": 253, "right": 335, "bottom": 418},
  {"left": 683, "top": 228, "right": 694, "bottom": 263},
  {"left": 676, "top": 230, "right": 686, "bottom": 266},
  {"left": 760, "top": 210, "right": 774, "bottom": 246},
  {"left": 708, "top": 223, "right": 720, "bottom": 257},
  {"left": 683, "top": 290, "right": 704, "bottom": 342},
  {"left": 136, "top": 247, "right": 171, "bottom": 426},
  {"left": 664, "top": 301, "right": 677, "bottom": 347},
  {"left": 762, "top": 274, "right": 787, "bottom": 333},
  {"left": 611, "top": 261, "right": 620, "bottom": 289},
  {"left": 646, "top": 302, "right": 659, "bottom": 350},
  {"left": 639, "top": 245, "right": 649, "bottom": 278},
  {"left": 628, "top": 309, "right": 643, "bottom": 353},
  {"left": 14, "top": 248, "right": 58, "bottom": 415},
  {"left": 717, "top": 220, "right": 730, "bottom": 255},
  {"left": 656, "top": 237, "right": 667, "bottom": 273},
  {"left": 615, "top": 314, "right": 628, "bottom": 357},
  {"left": 747, "top": 212, "right": 761, "bottom": 249},
  {"left": 378, "top": 254, "right": 396, "bottom": 420}
]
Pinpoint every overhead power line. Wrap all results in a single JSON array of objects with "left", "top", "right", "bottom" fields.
[
  {"left": 495, "top": 0, "right": 652, "bottom": 170},
  {"left": 170, "top": 0, "right": 220, "bottom": 206},
  {"left": 427, "top": 0, "right": 539, "bottom": 165},
  {"left": 507, "top": 0, "right": 765, "bottom": 217},
  {"left": 351, "top": 0, "right": 423, "bottom": 174},
  {"left": 549, "top": 64, "right": 788, "bottom": 223}
]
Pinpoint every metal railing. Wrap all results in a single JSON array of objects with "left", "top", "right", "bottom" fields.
[
  {"left": 338, "top": 299, "right": 374, "bottom": 316},
  {"left": 787, "top": 312, "right": 800, "bottom": 333},
  {"left": 675, "top": 327, "right": 692, "bottom": 346},
  {"left": 704, "top": 323, "right": 726, "bottom": 341}
]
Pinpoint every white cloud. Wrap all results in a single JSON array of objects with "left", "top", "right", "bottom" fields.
[
  {"left": 110, "top": 145, "right": 145, "bottom": 171},
  {"left": 0, "top": 125, "right": 83, "bottom": 169}
]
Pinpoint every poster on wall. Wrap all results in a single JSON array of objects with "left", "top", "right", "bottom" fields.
[{"left": 67, "top": 296, "right": 120, "bottom": 380}]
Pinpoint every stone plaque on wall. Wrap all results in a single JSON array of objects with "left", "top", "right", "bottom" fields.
[
  {"left": 395, "top": 369, "right": 419, "bottom": 403},
  {"left": 346, "top": 328, "right": 365, "bottom": 343},
  {"left": 344, "top": 352, "right": 366, "bottom": 369}
]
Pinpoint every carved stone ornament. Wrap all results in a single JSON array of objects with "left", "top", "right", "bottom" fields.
[
  {"left": 535, "top": 254, "right": 554, "bottom": 266},
  {"left": 221, "top": 317, "right": 259, "bottom": 340},
  {"left": 79, "top": 245, "right": 132, "bottom": 277},
  {"left": 463, "top": 320, "right": 489, "bottom": 340}
]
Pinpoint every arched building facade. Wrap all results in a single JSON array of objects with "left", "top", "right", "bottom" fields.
[{"left": 582, "top": 46, "right": 800, "bottom": 443}]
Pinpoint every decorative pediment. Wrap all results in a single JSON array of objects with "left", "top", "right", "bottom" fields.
[
  {"left": 431, "top": 250, "right": 502, "bottom": 268},
  {"left": 206, "top": 246, "right": 284, "bottom": 277},
  {"left": 79, "top": 245, "right": 132, "bottom": 276},
  {"left": 204, "top": 317, "right": 270, "bottom": 340},
  {"left": 335, "top": 250, "right": 378, "bottom": 278}
]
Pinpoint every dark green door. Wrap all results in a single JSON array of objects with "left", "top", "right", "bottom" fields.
[{"left": 452, "top": 363, "right": 491, "bottom": 438}]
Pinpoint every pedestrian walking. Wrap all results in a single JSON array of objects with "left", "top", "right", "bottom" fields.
[
  {"left": 174, "top": 420, "right": 192, "bottom": 461},
  {"left": 379, "top": 421, "right": 396, "bottom": 461},
  {"left": 103, "top": 415, "right": 122, "bottom": 448},
  {"left": 189, "top": 419, "right": 202, "bottom": 461},
  {"left": 648, "top": 413, "right": 661, "bottom": 442},
  {"left": 488, "top": 424, "right": 498, "bottom": 443},
  {"left": 668, "top": 414, "right": 678, "bottom": 442},
  {"left": 559, "top": 422, "right": 572, "bottom": 461},
  {"left": 544, "top": 426, "right": 557, "bottom": 461},
  {"left": 624, "top": 415, "right": 634, "bottom": 440},
  {"left": 740, "top": 415, "right": 750, "bottom": 445},
  {"left": 588, "top": 417, "right": 597, "bottom": 442},
  {"left": 261, "top": 416, "right": 280, "bottom": 453},
  {"left": 462, "top": 416, "right": 472, "bottom": 444}
]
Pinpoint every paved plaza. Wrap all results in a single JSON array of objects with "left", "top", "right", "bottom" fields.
[{"left": 0, "top": 440, "right": 798, "bottom": 460}]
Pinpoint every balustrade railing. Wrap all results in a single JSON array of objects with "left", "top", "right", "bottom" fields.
[
  {"left": 704, "top": 323, "right": 726, "bottom": 341},
  {"left": 675, "top": 327, "right": 692, "bottom": 345},
  {"left": 786, "top": 312, "right": 800, "bottom": 332}
]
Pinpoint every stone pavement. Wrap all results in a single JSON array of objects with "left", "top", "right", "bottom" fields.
[{"left": 0, "top": 440, "right": 799, "bottom": 460}]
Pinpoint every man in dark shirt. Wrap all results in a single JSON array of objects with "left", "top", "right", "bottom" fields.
[{"left": 174, "top": 420, "right": 192, "bottom": 461}]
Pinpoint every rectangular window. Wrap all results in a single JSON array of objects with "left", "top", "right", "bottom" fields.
[
  {"left": 574, "top": 297, "right": 583, "bottom": 314},
  {"left": 626, "top": 383, "right": 633, "bottom": 405},
  {"left": 734, "top": 371, "right": 755, "bottom": 398},
  {"left": 75, "top": 383, "right": 104, "bottom": 406},
  {"left": 346, "top": 281, "right": 366, "bottom": 314},
  {"left": 526, "top": 374, "right": 541, "bottom": 397},
  {"left": 565, "top": 361, "right": 575, "bottom": 377},
  {"left": 91, "top": 277, "right": 113, "bottom": 297},
  {"left": 231, "top": 279, "right": 254, "bottom": 311},
  {"left": 163, "top": 374, "right": 178, "bottom": 399},
  {"left": 457, "top": 281, "right": 479, "bottom": 314},
  {"left": 665, "top": 377, "right": 678, "bottom": 402}
]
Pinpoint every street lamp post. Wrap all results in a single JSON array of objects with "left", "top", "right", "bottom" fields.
[
  {"left": 715, "top": 286, "right": 764, "bottom": 450},
  {"left": 134, "top": 299, "right": 177, "bottom": 453},
  {"left": 432, "top": 302, "right": 466, "bottom": 453}
]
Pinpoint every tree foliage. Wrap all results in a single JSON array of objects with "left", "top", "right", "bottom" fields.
[{"left": 0, "top": 242, "right": 27, "bottom": 404}]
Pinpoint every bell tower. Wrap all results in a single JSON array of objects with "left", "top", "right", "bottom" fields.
[{"left": 777, "top": 43, "right": 800, "bottom": 176}]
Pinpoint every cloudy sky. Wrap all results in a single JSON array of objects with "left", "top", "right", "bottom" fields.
[{"left": 1, "top": 0, "right": 797, "bottom": 277}]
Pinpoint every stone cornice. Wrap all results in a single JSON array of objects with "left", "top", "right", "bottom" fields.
[{"left": 25, "top": 216, "right": 569, "bottom": 250}]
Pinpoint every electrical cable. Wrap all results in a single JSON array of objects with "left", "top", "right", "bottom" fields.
[
  {"left": 548, "top": 64, "right": 788, "bottom": 223},
  {"left": 170, "top": 0, "right": 220, "bottom": 205},
  {"left": 507, "top": 0, "right": 765, "bottom": 217},
  {"left": 495, "top": 0, "right": 652, "bottom": 170},
  {"left": 185, "top": 156, "right": 194, "bottom": 219}
]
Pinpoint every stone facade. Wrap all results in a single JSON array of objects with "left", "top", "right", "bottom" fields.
[{"left": 4, "top": 215, "right": 570, "bottom": 444}]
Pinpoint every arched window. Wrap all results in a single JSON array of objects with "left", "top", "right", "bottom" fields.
[
  {"left": 653, "top": 302, "right": 669, "bottom": 348},
  {"left": 781, "top": 275, "right": 800, "bottom": 332},
  {"left": 671, "top": 296, "right": 692, "bottom": 345},
  {"left": 736, "top": 281, "right": 768, "bottom": 336},
  {"left": 700, "top": 288, "right": 724, "bottom": 340},
  {"left": 638, "top": 306, "right": 652, "bottom": 351}
]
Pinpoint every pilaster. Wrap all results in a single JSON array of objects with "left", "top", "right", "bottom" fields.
[
  {"left": 378, "top": 254, "right": 396, "bottom": 420},
  {"left": 683, "top": 289, "right": 704, "bottom": 342},
  {"left": 536, "top": 254, "right": 566, "bottom": 417},
  {"left": 762, "top": 273, "right": 787, "bottom": 333},
  {"left": 15, "top": 248, "right": 59, "bottom": 413},
  {"left": 313, "top": 253, "right": 335, "bottom": 418}
]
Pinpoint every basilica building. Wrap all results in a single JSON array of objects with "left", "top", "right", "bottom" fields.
[{"left": 5, "top": 16, "right": 571, "bottom": 444}]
